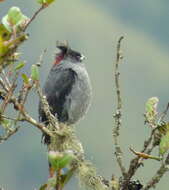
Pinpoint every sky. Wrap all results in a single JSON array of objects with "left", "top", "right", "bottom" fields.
[{"left": 0, "top": 0, "right": 169, "bottom": 190}]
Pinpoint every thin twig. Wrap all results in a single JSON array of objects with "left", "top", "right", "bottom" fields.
[
  {"left": 0, "top": 34, "right": 28, "bottom": 67},
  {"left": 0, "top": 115, "right": 23, "bottom": 122},
  {"left": 142, "top": 128, "right": 156, "bottom": 153},
  {"left": 157, "top": 102, "right": 169, "bottom": 124},
  {"left": 1, "top": 70, "right": 11, "bottom": 88},
  {"left": 0, "top": 72, "right": 18, "bottom": 112},
  {"left": 35, "top": 49, "right": 59, "bottom": 130},
  {"left": 37, "top": 83, "right": 59, "bottom": 130},
  {"left": 129, "top": 147, "right": 161, "bottom": 161},
  {"left": 55, "top": 169, "right": 62, "bottom": 190},
  {"left": 36, "top": 49, "right": 47, "bottom": 67},
  {"left": 0, "top": 126, "right": 20, "bottom": 144},
  {"left": 14, "top": 83, "right": 33, "bottom": 126},
  {"left": 123, "top": 128, "right": 157, "bottom": 188},
  {"left": 143, "top": 154, "right": 169, "bottom": 190},
  {"left": 23, "top": 5, "right": 45, "bottom": 32},
  {"left": 0, "top": 77, "right": 9, "bottom": 91},
  {"left": 23, "top": 111, "right": 54, "bottom": 137},
  {"left": 112, "top": 36, "right": 126, "bottom": 177},
  {"left": 125, "top": 103, "right": 169, "bottom": 184},
  {"left": 0, "top": 88, "right": 54, "bottom": 137},
  {"left": 115, "top": 37, "right": 123, "bottom": 110}
]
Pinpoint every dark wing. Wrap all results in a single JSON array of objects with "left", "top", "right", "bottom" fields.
[{"left": 39, "top": 68, "right": 76, "bottom": 123}]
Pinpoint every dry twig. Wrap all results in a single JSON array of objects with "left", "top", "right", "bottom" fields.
[
  {"left": 124, "top": 103, "right": 169, "bottom": 187},
  {"left": 23, "top": 5, "right": 45, "bottom": 32},
  {"left": 37, "top": 82, "right": 59, "bottom": 130},
  {"left": 0, "top": 126, "right": 20, "bottom": 144},
  {"left": 112, "top": 36, "right": 126, "bottom": 178},
  {"left": 143, "top": 153, "right": 169, "bottom": 190}
]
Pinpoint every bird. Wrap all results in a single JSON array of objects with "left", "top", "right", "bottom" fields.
[{"left": 39, "top": 41, "right": 92, "bottom": 144}]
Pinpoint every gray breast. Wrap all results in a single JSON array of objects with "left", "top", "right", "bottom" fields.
[{"left": 63, "top": 63, "right": 92, "bottom": 124}]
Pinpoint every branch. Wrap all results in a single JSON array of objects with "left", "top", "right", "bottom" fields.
[
  {"left": 23, "top": 5, "right": 45, "bottom": 32},
  {"left": 143, "top": 154, "right": 169, "bottom": 190},
  {"left": 0, "top": 126, "right": 20, "bottom": 144},
  {"left": 0, "top": 71, "right": 18, "bottom": 113},
  {"left": 0, "top": 34, "right": 28, "bottom": 67},
  {"left": 0, "top": 87, "right": 54, "bottom": 137},
  {"left": 124, "top": 103, "right": 169, "bottom": 185},
  {"left": 157, "top": 102, "right": 169, "bottom": 124},
  {"left": 1, "top": 70, "right": 11, "bottom": 89},
  {"left": 114, "top": 36, "right": 123, "bottom": 110},
  {"left": 112, "top": 36, "right": 126, "bottom": 177},
  {"left": 37, "top": 83, "right": 59, "bottom": 130},
  {"left": 52, "top": 124, "right": 111, "bottom": 190},
  {"left": 77, "top": 160, "right": 110, "bottom": 190},
  {"left": 0, "top": 3, "right": 117, "bottom": 190}
]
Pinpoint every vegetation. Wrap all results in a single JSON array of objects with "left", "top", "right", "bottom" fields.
[{"left": 0, "top": 1, "right": 168, "bottom": 190}]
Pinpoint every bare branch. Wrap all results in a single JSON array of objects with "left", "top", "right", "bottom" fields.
[
  {"left": 157, "top": 102, "right": 169, "bottom": 124},
  {"left": 23, "top": 5, "right": 45, "bottom": 32},
  {"left": 23, "top": 111, "right": 54, "bottom": 137},
  {"left": 143, "top": 154, "right": 169, "bottom": 190},
  {"left": 125, "top": 102, "right": 169, "bottom": 185},
  {"left": 1, "top": 70, "right": 11, "bottom": 88},
  {"left": 0, "top": 87, "right": 54, "bottom": 137},
  {"left": 115, "top": 36, "right": 124, "bottom": 110},
  {"left": 1, "top": 115, "right": 22, "bottom": 122},
  {"left": 129, "top": 147, "right": 161, "bottom": 161},
  {"left": 0, "top": 77, "right": 9, "bottom": 91},
  {"left": 36, "top": 49, "right": 47, "bottom": 67},
  {"left": 122, "top": 128, "right": 157, "bottom": 189},
  {"left": 0, "top": 126, "right": 20, "bottom": 144},
  {"left": 0, "top": 72, "right": 18, "bottom": 113},
  {"left": 37, "top": 83, "right": 59, "bottom": 130},
  {"left": 112, "top": 36, "right": 126, "bottom": 177}
]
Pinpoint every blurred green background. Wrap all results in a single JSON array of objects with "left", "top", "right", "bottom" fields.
[{"left": 0, "top": 0, "right": 169, "bottom": 189}]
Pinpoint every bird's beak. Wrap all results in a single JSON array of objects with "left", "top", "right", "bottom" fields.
[{"left": 80, "top": 54, "right": 85, "bottom": 62}]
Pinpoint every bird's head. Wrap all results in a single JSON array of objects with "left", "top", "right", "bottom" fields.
[{"left": 55, "top": 41, "right": 85, "bottom": 64}]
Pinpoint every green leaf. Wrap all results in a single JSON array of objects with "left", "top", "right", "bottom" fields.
[
  {"left": 31, "top": 64, "right": 39, "bottom": 81},
  {"left": 39, "top": 184, "right": 47, "bottom": 190},
  {"left": 157, "top": 122, "right": 169, "bottom": 135},
  {"left": 145, "top": 97, "right": 159, "bottom": 113},
  {"left": 1, "top": 119, "right": 10, "bottom": 126},
  {"left": 8, "top": 7, "right": 23, "bottom": 25},
  {"left": 0, "top": 34, "right": 28, "bottom": 65},
  {"left": 15, "top": 62, "right": 25, "bottom": 71},
  {"left": 48, "top": 151, "right": 63, "bottom": 170},
  {"left": 2, "top": 15, "right": 12, "bottom": 32},
  {"left": 57, "top": 153, "right": 74, "bottom": 169},
  {"left": 47, "top": 177, "right": 57, "bottom": 187},
  {"left": 21, "top": 73, "right": 29, "bottom": 84},
  {"left": 48, "top": 151, "right": 74, "bottom": 170},
  {"left": 145, "top": 97, "right": 159, "bottom": 126},
  {"left": 159, "top": 131, "right": 169, "bottom": 156},
  {"left": 0, "top": 24, "right": 11, "bottom": 56},
  {"left": 2, "top": 6, "right": 29, "bottom": 32},
  {"left": 0, "top": 24, "right": 11, "bottom": 41},
  {"left": 37, "top": 0, "right": 44, "bottom": 4},
  {"left": 0, "top": 34, "right": 28, "bottom": 58},
  {"left": 37, "top": 0, "right": 55, "bottom": 5},
  {"left": 0, "top": 119, "right": 12, "bottom": 130},
  {"left": 46, "top": 0, "right": 55, "bottom": 4}
]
